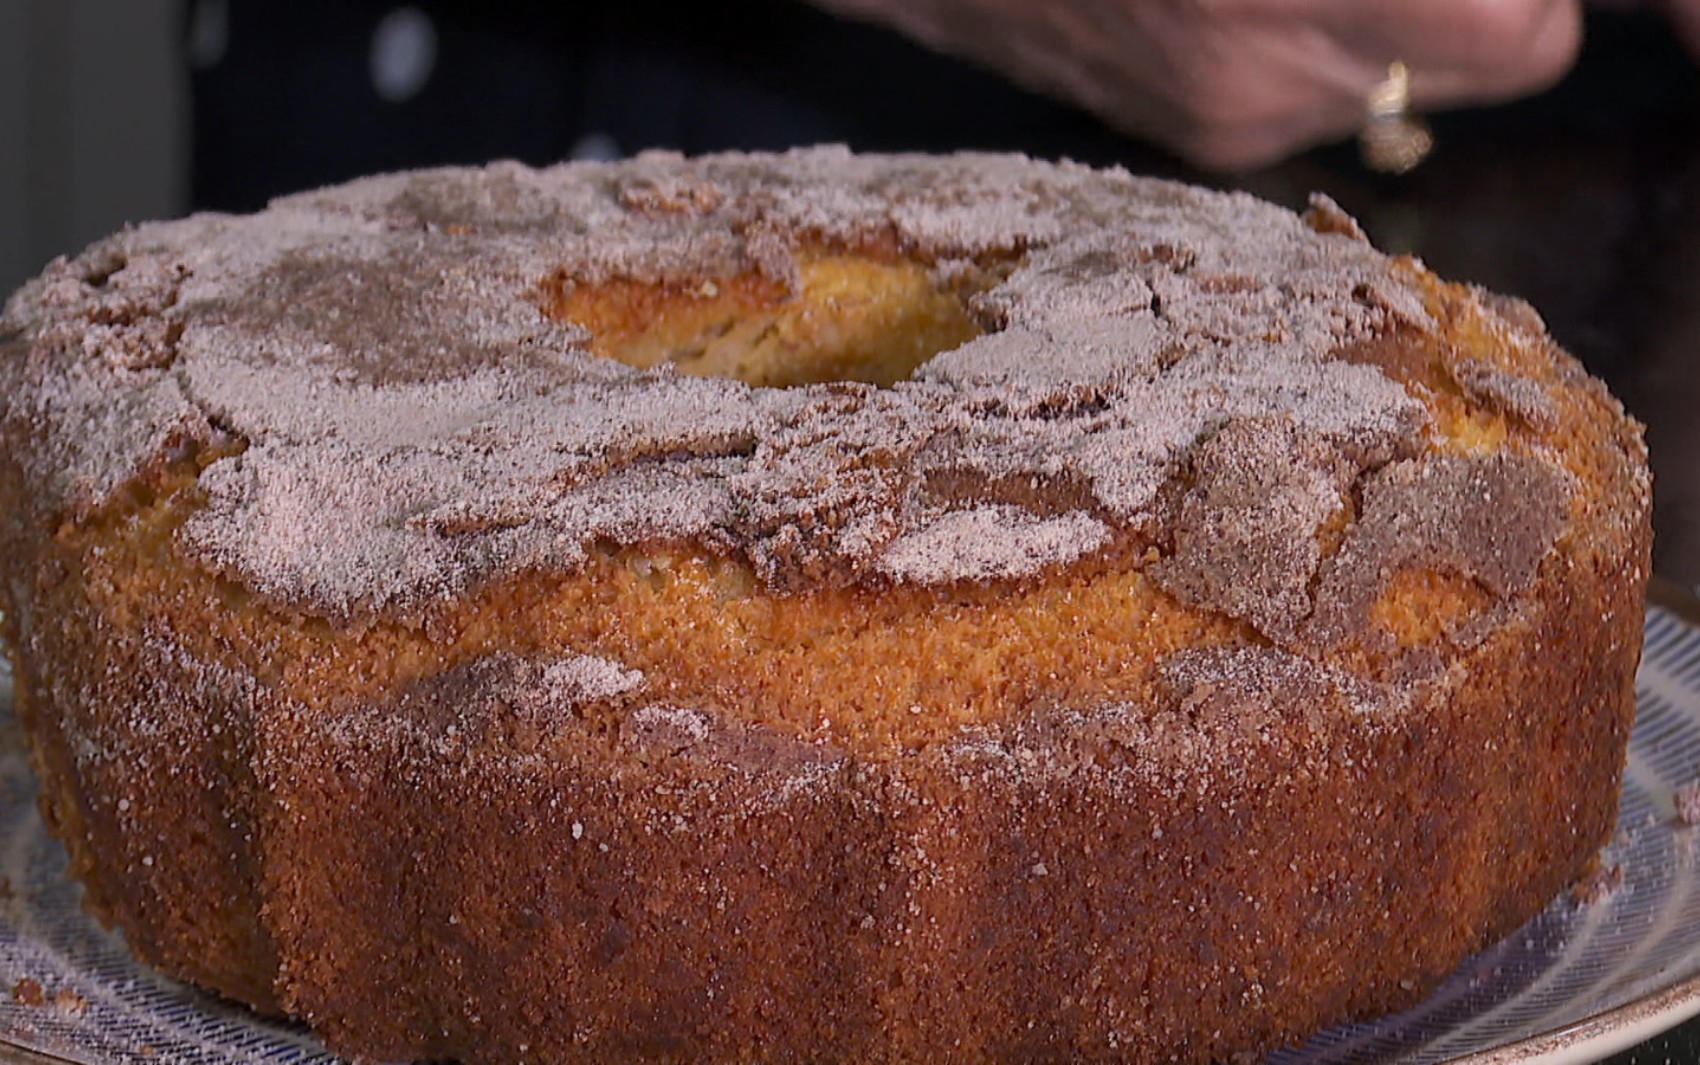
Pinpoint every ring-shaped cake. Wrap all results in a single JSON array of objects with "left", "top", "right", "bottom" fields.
[{"left": 0, "top": 149, "right": 1651, "bottom": 1063}]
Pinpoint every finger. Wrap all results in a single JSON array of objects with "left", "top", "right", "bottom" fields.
[
  {"left": 1412, "top": 0, "right": 1583, "bottom": 107},
  {"left": 1156, "top": 1, "right": 1579, "bottom": 168},
  {"left": 1301, "top": 0, "right": 1583, "bottom": 105},
  {"left": 1129, "top": 23, "right": 1380, "bottom": 169}
]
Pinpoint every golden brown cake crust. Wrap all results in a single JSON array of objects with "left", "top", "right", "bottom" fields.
[{"left": 0, "top": 150, "right": 1653, "bottom": 1063}]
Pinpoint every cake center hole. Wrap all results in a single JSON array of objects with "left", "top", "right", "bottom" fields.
[{"left": 543, "top": 253, "right": 989, "bottom": 388}]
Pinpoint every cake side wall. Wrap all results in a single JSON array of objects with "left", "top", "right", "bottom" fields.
[
  {"left": 229, "top": 553, "right": 1642, "bottom": 1064},
  {"left": 0, "top": 505, "right": 285, "bottom": 1013},
  {"left": 0, "top": 430, "right": 1650, "bottom": 1063}
]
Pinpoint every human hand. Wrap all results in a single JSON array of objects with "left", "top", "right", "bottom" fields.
[{"left": 815, "top": 0, "right": 1584, "bottom": 170}]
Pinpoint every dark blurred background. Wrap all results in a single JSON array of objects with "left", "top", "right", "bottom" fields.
[{"left": 0, "top": 1, "right": 187, "bottom": 299}]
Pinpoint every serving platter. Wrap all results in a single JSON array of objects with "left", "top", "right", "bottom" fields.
[{"left": 2, "top": 582, "right": 1699, "bottom": 1064}]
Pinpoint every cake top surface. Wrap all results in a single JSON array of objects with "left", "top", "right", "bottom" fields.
[{"left": 0, "top": 148, "right": 1577, "bottom": 638}]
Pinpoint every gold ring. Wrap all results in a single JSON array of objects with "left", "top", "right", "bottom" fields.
[{"left": 1359, "top": 61, "right": 1434, "bottom": 175}]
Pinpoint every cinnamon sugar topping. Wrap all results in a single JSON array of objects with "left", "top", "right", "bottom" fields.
[{"left": 1, "top": 148, "right": 1572, "bottom": 633}]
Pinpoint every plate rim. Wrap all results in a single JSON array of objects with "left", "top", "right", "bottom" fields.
[
  {"left": 1436, "top": 575, "right": 1700, "bottom": 1065},
  {"left": 1448, "top": 977, "right": 1700, "bottom": 1065}
]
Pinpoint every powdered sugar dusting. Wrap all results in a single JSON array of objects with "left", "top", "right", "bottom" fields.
[
  {"left": 539, "top": 654, "right": 645, "bottom": 703},
  {"left": 878, "top": 507, "right": 1111, "bottom": 584},
  {"left": 1159, "top": 644, "right": 1401, "bottom": 722},
  {"left": 1152, "top": 417, "right": 1350, "bottom": 639},
  {"left": 627, "top": 704, "right": 711, "bottom": 748},
  {"left": 3, "top": 149, "right": 1452, "bottom": 621},
  {"left": 1452, "top": 358, "right": 1561, "bottom": 432},
  {"left": 325, "top": 651, "right": 646, "bottom": 752}
]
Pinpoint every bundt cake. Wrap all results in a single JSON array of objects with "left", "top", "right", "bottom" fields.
[{"left": 0, "top": 148, "right": 1652, "bottom": 1063}]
